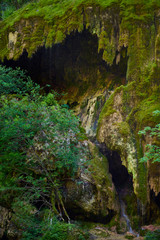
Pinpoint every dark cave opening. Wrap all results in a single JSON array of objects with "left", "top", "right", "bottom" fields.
[
  {"left": 153, "top": 191, "right": 160, "bottom": 209},
  {"left": 2, "top": 29, "right": 128, "bottom": 97},
  {"left": 149, "top": 190, "right": 160, "bottom": 222},
  {"left": 1, "top": 233, "right": 8, "bottom": 240},
  {"left": 98, "top": 143, "right": 133, "bottom": 196},
  {"left": 66, "top": 208, "right": 115, "bottom": 224},
  {"left": 96, "top": 143, "right": 138, "bottom": 229}
]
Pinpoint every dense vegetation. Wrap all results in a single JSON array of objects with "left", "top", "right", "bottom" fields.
[
  {"left": 139, "top": 110, "right": 160, "bottom": 164},
  {"left": 0, "top": 0, "right": 35, "bottom": 19},
  {"left": 1, "top": 0, "right": 160, "bottom": 21},
  {"left": 0, "top": 65, "right": 88, "bottom": 239}
]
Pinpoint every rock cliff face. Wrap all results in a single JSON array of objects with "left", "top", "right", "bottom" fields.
[
  {"left": 64, "top": 141, "right": 119, "bottom": 221},
  {"left": 0, "top": 0, "right": 160, "bottom": 225},
  {"left": 28, "top": 136, "right": 119, "bottom": 222},
  {"left": 0, "top": 206, "right": 18, "bottom": 240}
]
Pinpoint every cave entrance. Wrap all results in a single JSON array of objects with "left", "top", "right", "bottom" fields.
[
  {"left": 98, "top": 143, "right": 133, "bottom": 197},
  {"left": 149, "top": 190, "right": 160, "bottom": 222},
  {"left": 108, "top": 151, "right": 133, "bottom": 197},
  {"left": 97, "top": 143, "right": 138, "bottom": 231},
  {"left": 3, "top": 29, "right": 128, "bottom": 100}
]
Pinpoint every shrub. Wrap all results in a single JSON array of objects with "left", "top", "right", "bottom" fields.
[
  {"left": 0, "top": 65, "right": 40, "bottom": 95},
  {"left": 145, "top": 230, "right": 160, "bottom": 240}
]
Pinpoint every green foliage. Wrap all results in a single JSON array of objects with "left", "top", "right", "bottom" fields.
[
  {"left": 12, "top": 201, "right": 88, "bottom": 240},
  {"left": 0, "top": 65, "right": 40, "bottom": 95},
  {"left": 12, "top": 201, "right": 43, "bottom": 240},
  {"left": 0, "top": 65, "right": 88, "bottom": 238},
  {"left": 1, "top": 5, "right": 16, "bottom": 19},
  {"left": 42, "top": 218, "right": 69, "bottom": 240},
  {"left": 12, "top": 201, "right": 85, "bottom": 240},
  {"left": 1, "top": 0, "right": 159, "bottom": 25},
  {"left": 0, "top": 0, "right": 35, "bottom": 19},
  {"left": 0, "top": 92, "right": 86, "bottom": 193},
  {"left": 145, "top": 230, "right": 160, "bottom": 240},
  {"left": 138, "top": 110, "right": 160, "bottom": 163}
]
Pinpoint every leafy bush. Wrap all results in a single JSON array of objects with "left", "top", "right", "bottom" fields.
[
  {"left": 42, "top": 219, "right": 69, "bottom": 240},
  {"left": 0, "top": 92, "right": 86, "bottom": 202},
  {"left": 0, "top": 65, "right": 88, "bottom": 236},
  {"left": 0, "top": 0, "right": 35, "bottom": 19},
  {"left": 0, "top": 65, "right": 40, "bottom": 95},
  {"left": 138, "top": 110, "right": 160, "bottom": 163},
  {"left": 145, "top": 230, "right": 160, "bottom": 240},
  {"left": 12, "top": 201, "right": 88, "bottom": 240},
  {"left": 1, "top": 5, "right": 16, "bottom": 19}
]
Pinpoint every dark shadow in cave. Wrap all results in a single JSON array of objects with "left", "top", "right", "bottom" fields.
[
  {"left": 97, "top": 143, "right": 133, "bottom": 197},
  {"left": 96, "top": 142, "right": 139, "bottom": 229},
  {"left": 66, "top": 208, "right": 115, "bottom": 224},
  {"left": 1, "top": 232, "right": 8, "bottom": 240},
  {"left": 2, "top": 28, "right": 128, "bottom": 95},
  {"left": 149, "top": 190, "right": 160, "bottom": 222},
  {"left": 152, "top": 191, "right": 160, "bottom": 208}
]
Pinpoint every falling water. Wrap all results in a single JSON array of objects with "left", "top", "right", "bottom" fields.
[
  {"left": 120, "top": 199, "right": 134, "bottom": 234},
  {"left": 120, "top": 199, "right": 140, "bottom": 237}
]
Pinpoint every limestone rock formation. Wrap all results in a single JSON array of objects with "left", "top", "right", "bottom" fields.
[
  {"left": 64, "top": 141, "right": 119, "bottom": 221},
  {"left": 0, "top": 0, "right": 160, "bottom": 226}
]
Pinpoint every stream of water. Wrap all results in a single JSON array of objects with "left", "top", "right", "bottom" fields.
[
  {"left": 120, "top": 199, "right": 139, "bottom": 237},
  {"left": 120, "top": 199, "right": 134, "bottom": 233}
]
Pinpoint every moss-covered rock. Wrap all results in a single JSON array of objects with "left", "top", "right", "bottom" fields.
[
  {"left": 0, "top": 206, "right": 18, "bottom": 240},
  {"left": 64, "top": 141, "right": 119, "bottom": 221},
  {"left": 97, "top": 63, "right": 160, "bottom": 221}
]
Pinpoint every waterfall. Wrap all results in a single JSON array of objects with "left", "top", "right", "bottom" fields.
[
  {"left": 120, "top": 199, "right": 134, "bottom": 233},
  {"left": 120, "top": 199, "right": 139, "bottom": 237}
]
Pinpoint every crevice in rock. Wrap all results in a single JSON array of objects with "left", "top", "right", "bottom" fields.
[
  {"left": 97, "top": 143, "right": 133, "bottom": 196},
  {"left": 66, "top": 207, "right": 115, "bottom": 224},
  {"left": 149, "top": 190, "right": 160, "bottom": 222},
  {"left": 96, "top": 142, "right": 139, "bottom": 232},
  {"left": 152, "top": 191, "right": 160, "bottom": 209}
]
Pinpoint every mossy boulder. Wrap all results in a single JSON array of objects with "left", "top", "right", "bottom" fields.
[{"left": 64, "top": 141, "right": 119, "bottom": 221}]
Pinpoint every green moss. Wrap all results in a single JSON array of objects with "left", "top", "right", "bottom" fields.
[
  {"left": 46, "top": 28, "right": 56, "bottom": 47},
  {"left": 107, "top": 215, "right": 120, "bottom": 230},
  {"left": 55, "top": 30, "right": 65, "bottom": 44},
  {"left": 137, "top": 162, "right": 147, "bottom": 203},
  {"left": 124, "top": 192, "right": 140, "bottom": 230},
  {"left": 0, "top": 31, "right": 9, "bottom": 61},
  {"left": 89, "top": 142, "right": 111, "bottom": 188},
  {"left": 98, "top": 30, "right": 116, "bottom": 65},
  {"left": 97, "top": 60, "right": 159, "bottom": 202},
  {"left": 117, "top": 121, "right": 130, "bottom": 137},
  {"left": 125, "top": 235, "right": 134, "bottom": 240},
  {"left": 0, "top": 0, "right": 160, "bottom": 60},
  {"left": 97, "top": 86, "right": 123, "bottom": 134},
  {"left": 134, "top": 96, "right": 160, "bottom": 131},
  {"left": 89, "top": 141, "right": 116, "bottom": 212}
]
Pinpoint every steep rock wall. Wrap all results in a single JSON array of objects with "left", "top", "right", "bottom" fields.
[{"left": 0, "top": 0, "right": 160, "bottom": 222}]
